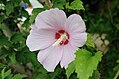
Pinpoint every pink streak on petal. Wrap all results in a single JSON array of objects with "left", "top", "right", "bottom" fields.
[
  {"left": 26, "top": 25, "right": 56, "bottom": 51},
  {"left": 60, "top": 43, "right": 77, "bottom": 69},
  {"left": 65, "top": 14, "right": 86, "bottom": 34},
  {"left": 35, "top": 8, "right": 66, "bottom": 30},
  {"left": 69, "top": 33, "right": 87, "bottom": 47},
  {"left": 37, "top": 46, "right": 63, "bottom": 72}
]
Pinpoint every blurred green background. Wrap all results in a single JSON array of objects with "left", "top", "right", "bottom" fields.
[{"left": 0, "top": 0, "right": 119, "bottom": 79}]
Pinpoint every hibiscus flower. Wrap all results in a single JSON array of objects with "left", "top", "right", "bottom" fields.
[{"left": 26, "top": 8, "right": 87, "bottom": 72}]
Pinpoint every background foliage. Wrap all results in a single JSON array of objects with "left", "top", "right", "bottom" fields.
[{"left": 0, "top": 0, "right": 119, "bottom": 79}]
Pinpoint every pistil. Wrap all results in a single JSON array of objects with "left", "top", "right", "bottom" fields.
[{"left": 52, "top": 33, "right": 68, "bottom": 46}]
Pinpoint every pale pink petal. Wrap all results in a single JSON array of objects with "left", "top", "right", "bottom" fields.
[
  {"left": 65, "top": 14, "right": 86, "bottom": 34},
  {"left": 35, "top": 8, "right": 66, "bottom": 30},
  {"left": 26, "top": 25, "right": 56, "bottom": 51},
  {"left": 69, "top": 33, "right": 87, "bottom": 47},
  {"left": 60, "top": 43, "right": 77, "bottom": 68},
  {"left": 37, "top": 46, "right": 63, "bottom": 72}
]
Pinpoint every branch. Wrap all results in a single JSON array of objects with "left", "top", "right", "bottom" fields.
[{"left": 113, "top": 70, "right": 119, "bottom": 79}]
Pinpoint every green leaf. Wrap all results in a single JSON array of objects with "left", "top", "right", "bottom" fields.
[
  {"left": 5, "top": 0, "right": 21, "bottom": 16},
  {"left": 22, "top": 19, "right": 30, "bottom": 28},
  {"left": 1, "top": 68, "right": 11, "bottom": 79},
  {"left": 0, "top": 24, "right": 7, "bottom": 30},
  {"left": 0, "top": 35, "right": 11, "bottom": 46},
  {"left": 86, "top": 33, "right": 95, "bottom": 48},
  {"left": 49, "top": 67, "right": 62, "bottom": 79},
  {"left": 0, "top": 16, "right": 5, "bottom": 23},
  {"left": 16, "top": 52, "right": 27, "bottom": 64},
  {"left": 66, "top": 61, "right": 75, "bottom": 79},
  {"left": 115, "top": 23, "right": 119, "bottom": 30},
  {"left": 10, "top": 33, "right": 25, "bottom": 43},
  {"left": 0, "top": 3, "right": 5, "bottom": 10},
  {"left": 75, "top": 49, "right": 102, "bottom": 79},
  {"left": 12, "top": 74, "right": 27, "bottom": 79},
  {"left": 89, "top": 70, "right": 100, "bottom": 79},
  {"left": 24, "top": 0, "right": 30, "bottom": 4},
  {"left": 0, "top": 47, "right": 9, "bottom": 57},
  {"left": 0, "top": 67, "right": 12, "bottom": 79},
  {"left": 66, "top": 0, "right": 85, "bottom": 10},
  {"left": 113, "top": 60, "right": 119, "bottom": 71},
  {"left": 6, "top": 74, "right": 13, "bottom": 79},
  {"left": 9, "top": 53, "right": 16, "bottom": 63},
  {"left": 11, "top": 0, "right": 21, "bottom": 7},
  {"left": 21, "top": 10, "right": 29, "bottom": 18},
  {"left": 0, "top": 63, "right": 6, "bottom": 68},
  {"left": 4, "top": 69, "right": 11, "bottom": 78},
  {"left": 6, "top": 2, "right": 14, "bottom": 16},
  {"left": 25, "top": 52, "right": 39, "bottom": 66},
  {"left": 53, "top": 0, "right": 66, "bottom": 9},
  {"left": 1, "top": 67, "right": 6, "bottom": 79}
]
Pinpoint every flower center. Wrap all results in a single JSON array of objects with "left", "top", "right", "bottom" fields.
[{"left": 52, "top": 30, "right": 70, "bottom": 46}]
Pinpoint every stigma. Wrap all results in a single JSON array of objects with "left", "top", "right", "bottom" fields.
[{"left": 52, "top": 30, "right": 69, "bottom": 46}]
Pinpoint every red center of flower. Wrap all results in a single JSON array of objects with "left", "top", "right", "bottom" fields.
[{"left": 55, "top": 30, "right": 70, "bottom": 45}]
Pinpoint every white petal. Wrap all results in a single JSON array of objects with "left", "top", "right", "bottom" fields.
[
  {"left": 25, "top": 8, "right": 33, "bottom": 15},
  {"left": 70, "top": 33, "right": 87, "bottom": 47},
  {"left": 35, "top": 8, "right": 66, "bottom": 30},
  {"left": 29, "top": 0, "right": 43, "bottom": 8},
  {"left": 26, "top": 25, "right": 56, "bottom": 51},
  {"left": 37, "top": 46, "right": 63, "bottom": 72},
  {"left": 60, "top": 44, "right": 77, "bottom": 68},
  {"left": 65, "top": 14, "right": 86, "bottom": 34}
]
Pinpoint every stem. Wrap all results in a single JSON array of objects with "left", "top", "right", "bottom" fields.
[
  {"left": 45, "top": 0, "right": 53, "bottom": 8},
  {"left": 113, "top": 70, "right": 119, "bottom": 79},
  {"left": 2, "top": 23, "right": 12, "bottom": 39}
]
